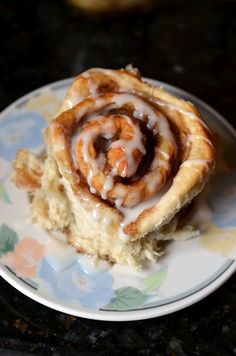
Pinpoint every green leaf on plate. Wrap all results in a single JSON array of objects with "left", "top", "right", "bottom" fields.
[
  {"left": 139, "top": 267, "right": 168, "bottom": 294},
  {"left": 0, "top": 182, "right": 11, "bottom": 204},
  {"left": 0, "top": 224, "right": 19, "bottom": 257},
  {"left": 107, "top": 287, "right": 147, "bottom": 311}
]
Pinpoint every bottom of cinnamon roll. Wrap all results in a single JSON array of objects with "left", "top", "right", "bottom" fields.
[{"left": 12, "top": 149, "right": 199, "bottom": 267}]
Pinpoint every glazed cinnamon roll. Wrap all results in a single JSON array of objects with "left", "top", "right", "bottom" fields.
[{"left": 13, "top": 67, "right": 216, "bottom": 265}]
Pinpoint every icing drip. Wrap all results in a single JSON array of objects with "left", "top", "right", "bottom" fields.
[
  {"left": 156, "top": 148, "right": 170, "bottom": 160},
  {"left": 90, "top": 186, "right": 97, "bottom": 194},
  {"left": 119, "top": 179, "right": 173, "bottom": 231},
  {"left": 103, "top": 216, "right": 111, "bottom": 226},
  {"left": 92, "top": 203, "right": 101, "bottom": 221},
  {"left": 113, "top": 94, "right": 175, "bottom": 142},
  {"left": 115, "top": 198, "right": 124, "bottom": 208},
  {"left": 66, "top": 94, "right": 84, "bottom": 109},
  {"left": 181, "top": 159, "right": 210, "bottom": 170},
  {"left": 82, "top": 72, "right": 99, "bottom": 96},
  {"left": 109, "top": 116, "right": 146, "bottom": 178},
  {"left": 154, "top": 98, "right": 211, "bottom": 133},
  {"left": 101, "top": 175, "right": 115, "bottom": 200},
  {"left": 180, "top": 159, "right": 211, "bottom": 177},
  {"left": 186, "top": 135, "right": 214, "bottom": 148},
  {"left": 71, "top": 92, "right": 176, "bottom": 208}
]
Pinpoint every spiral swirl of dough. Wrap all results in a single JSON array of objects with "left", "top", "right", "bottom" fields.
[{"left": 46, "top": 68, "right": 215, "bottom": 238}]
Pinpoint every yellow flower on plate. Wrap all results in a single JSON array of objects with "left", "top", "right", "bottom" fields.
[{"left": 201, "top": 223, "right": 236, "bottom": 258}]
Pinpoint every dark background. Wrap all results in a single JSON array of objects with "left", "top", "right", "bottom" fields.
[{"left": 0, "top": 0, "right": 236, "bottom": 354}]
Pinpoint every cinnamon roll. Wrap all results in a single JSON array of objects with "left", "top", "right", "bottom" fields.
[{"left": 13, "top": 67, "right": 216, "bottom": 265}]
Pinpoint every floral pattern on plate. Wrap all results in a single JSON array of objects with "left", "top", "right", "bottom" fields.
[
  {"left": 2, "top": 237, "right": 45, "bottom": 278},
  {"left": 0, "top": 223, "right": 168, "bottom": 310},
  {"left": 39, "top": 259, "right": 115, "bottom": 309},
  {"left": 0, "top": 79, "right": 235, "bottom": 320},
  {"left": 0, "top": 109, "right": 47, "bottom": 204},
  {"left": 0, "top": 111, "right": 46, "bottom": 161}
]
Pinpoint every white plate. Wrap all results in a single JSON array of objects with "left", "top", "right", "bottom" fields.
[{"left": 0, "top": 78, "right": 235, "bottom": 321}]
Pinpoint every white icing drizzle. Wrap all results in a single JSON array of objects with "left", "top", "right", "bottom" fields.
[
  {"left": 156, "top": 148, "right": 170, "bottom": 160},
  {"left": 180, "top": 159, "right": 211, "bottom": 177},
  {"left": 101, "top": 175, "right": 115, "bottom": 200},
  {"left": 90, "top": 186, "right": 97, "bottom": 194},
  {"left": 103, "top": 216, "right": 111, "bottom": 226},
  {"left": 109, "top": 116, "right": 146, "bottom": 177},
  {"left": 181, "top": 159, "right": 210, "bottom": 169},
  {"left": 66, "top": 92, "right": 85, "bottom": 109},
  {"left": 115, "top": 198, "right": 124, "bottom": 208},
  {"left": 154, "top": 98, "right": 211, "bottom": 133},
  {"left": 158, "top": 159, "right": 169, "bottom": 170},
  {"left": 101, "top": 158, "right": 126, "bottom": 200},
  {"left": 117, "top": 156, "right": 212, "bottom": 236},
  {"left": 114, "top": 185, "right": 128, "bottom": 198},
  {"left": 87, "top": 170, "right": 93, "bottom": 186},
  {"left": 92, "top": 203, "right": 101, "bottom": 221},
  {"left": 70, "top": 93, "right": 175, "bottom": 206},
  {"left": 73, "top": 118, "right": 115, "bottom": 192},
  {"left": 144, "top": 172, "right": 161, "bottom": 193},
  {"left": 119, "top": 179, "right": 173, "bottom": 231},
  {"left": 72, "top": 69, "right": 211, "bottom": 137},
  {"left": 114, "top": 94, "right": 174, "bottom": 142},
  {"left": 133, "top": 109, "right": 144, "bottom": 120},
  {"left": 92, "top": 203, "right": 113, "bottom": 231},
  {"left": 82, "top": 72, "right": 99, "bottom": 96},
  {"left": 118, "top": 225, "right": 130, "bottom": 241},
  {"left": 58, "top": 70, "right": 214, "bottom": 241},
  {"left": 66, "top": 71, "right": 100, "bottom": 109},
  {"left": 81, "top": 193, "right": 90, "bottom": 203},
  {"left": 186, "top": 134, "right": 214, "bottom": 148}
]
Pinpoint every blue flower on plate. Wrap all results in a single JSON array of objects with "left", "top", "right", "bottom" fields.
[
  {"left": 39, "top": 259, "right": 115, "bottom": 308},
  {"left": 0, "top": 111, "right": 46, "bottom": 160},
  {"left": 209, "top": 170, "right": 236, "bottom": 227}
]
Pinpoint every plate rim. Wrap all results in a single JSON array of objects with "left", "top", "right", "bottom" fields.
[
  {"left": 0, "top": 77, "right": 235, "bottom": 321},
  {"left": 1, "top": 259, "right": 235, "bottom": 321}
]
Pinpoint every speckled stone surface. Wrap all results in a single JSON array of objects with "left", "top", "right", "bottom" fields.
[{"left": 0, "top": 0, "right": 236, "bottom": 354}]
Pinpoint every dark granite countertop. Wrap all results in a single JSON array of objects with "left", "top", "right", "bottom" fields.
[{"left": 0, "top": 0, "right": 236, "bottom": 354}]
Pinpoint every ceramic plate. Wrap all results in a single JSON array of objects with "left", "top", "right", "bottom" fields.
[{"left": 0, "top": 78, "right": 235, "bottom": 321}]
